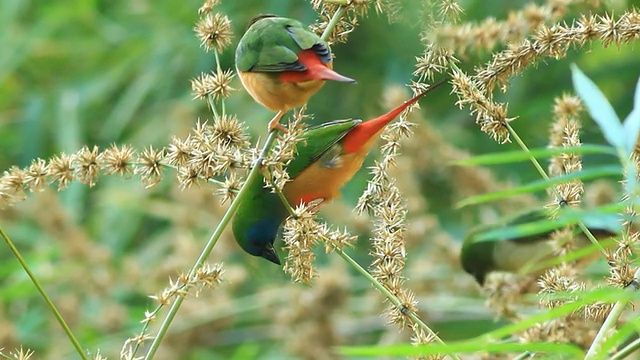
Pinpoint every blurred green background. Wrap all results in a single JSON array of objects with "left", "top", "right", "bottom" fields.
[{"left": 1, "top": 0, "right": 640, "bottom": 358}]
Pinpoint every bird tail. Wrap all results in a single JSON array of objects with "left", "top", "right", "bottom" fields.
[{"left": 341, "top": 78, "right": 447, "bottom": 153}]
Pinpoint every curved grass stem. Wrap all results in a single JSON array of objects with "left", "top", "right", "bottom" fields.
[{"left": 0, "top": 225, "right": 88, "bottom": 360}]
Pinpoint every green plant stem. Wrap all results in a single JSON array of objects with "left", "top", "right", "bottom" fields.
[
  {"left": 143, "top": 131, "right": 278, "bottom": 360},
  {"left": 144, "top": 5, "right": 349, "bottom": 358},
  {"left": 505, "top": 122, "right": 549, "bottom": 181},
  {"left": 214, "top": 49, "right": 226, "bottom": 116},
  {"left": 505, "top": 122, "right": 608, "bottom": 257},
  {"left": 0, "top": 225, "right": 88, "bottom": 360},
  {"left": 611, "top": 336, "right": 640, "bottom": 360},
  {"left": 334, "top": 248, "right": 461, "bottom": 360},
  {"left": 321, "top": 6, "right": 347, "bottom": 40},
  {"left": 585, "top": 300, "right": 629, "bottom": 359}
]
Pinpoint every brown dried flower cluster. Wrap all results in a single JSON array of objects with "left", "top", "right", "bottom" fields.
[
  {"left": 120, "top": 263, "right": 223, "bottom": 359},
  {"left": 0, "top": 145, "right": 144, "bottom": 208},
  {"left": 430, "top": 1, "right": 597, "bottom": 56},
  {"left": 354, "top": 98, "right": 434, "bottom": 344},
  {"left": 262, "top": 109, "right": 308, "bottom": 190},
  {"left": 282, "top": 205, "right": 357, "bottom": 284},
  {"left": 194, "top": 12, "right": 233, "bottom": 52},
  {"left": 310, "top": 0, "right": 387, "bottom": 43},
  {"left": 150, "top": 262, "right": 224, "bottom": 305},
  {"left": 197, "top": 0, "right": 221, "bottom": 15},
  {"left": 0, "top": 347, "right": 35, "bottom": 360},
  {"left": 449, "top": 68, "right": 513, "bottom": 143},
  {"left": 165, "top": 116, "right": 251, "bottom": 200},
  {"left": 547, "top": 93, "right": 584, "bottom": 211},
  {"left": 476, "top": 11, "right": 640, "bottom": 93},
  {"left": 191, "top": 68, "right": 235, "bottom": 100}
]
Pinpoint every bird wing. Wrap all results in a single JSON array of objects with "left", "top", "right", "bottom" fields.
[
  {"left": 286, "top": 119, "right": 361, "bottom": 179},
  {"left": 236, "top": 17, "right": 331, "bottom": 73}
]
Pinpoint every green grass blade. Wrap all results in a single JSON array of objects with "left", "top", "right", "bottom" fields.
[
  {"left": 453, "top": 145, "right": 615, "bottom": 166},
  {"left": 622, "top": 76, "right": 640, "bottom": 155},
  {"left": 456, "top": 165, "right": 621, "bottom": 208},
  {"left": 571, "top": 64, "right": 624, "bottom": 149}
]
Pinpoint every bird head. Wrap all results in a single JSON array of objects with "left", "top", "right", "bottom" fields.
[
  {"left": 460, "top": 238, "right": 495, "bottom": 285},
  {"left": 232, "top": 215, "right": 282, "bottom": 265}
]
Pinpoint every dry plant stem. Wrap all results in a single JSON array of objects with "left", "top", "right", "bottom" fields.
[
  {"left": 585, "top": 300, "right": 628, "bottom": 359},
  {"left": 611, "top": 336, "right": 640, "bottom": 360},
  {"left": 143, "top": 6, "right": 349, "bottom": 359},
  {"left": 0, "top": 225, "right": 88, "bottom": 360}
]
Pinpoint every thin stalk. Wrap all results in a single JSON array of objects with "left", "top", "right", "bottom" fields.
[
  {"left": 585, "top": 300, "right": 628, "bottom": 359},
  {"left": 334, "top": 248, "right": 461, "bottom": 360},
  {"left": 611, "top": 336, "right": 640, "bottom": 360},
  {"left": 505, "top": 122, "right": 549, "bottom": 181},
  {"left": 213, "top": 49, "right": 226, "bottom": 116},
  {"left": 144, "top": 6, "right": 349, "bottom": 358},
  {"left": 321, "top": 6, "right": 347, "bottom": 40},
  {"left": 0, "top": 225, "right": 88, "bottom": 360},
  {"left": 143, "top": 131, "right": 278, "bottom": 360}
]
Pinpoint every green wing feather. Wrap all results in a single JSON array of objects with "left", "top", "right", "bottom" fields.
[
  {"left": 286, "top": 119, "right": 360, "bottom": 178},
  {"left": 236, "top": 16, "right": 329, "bottom": 73}
]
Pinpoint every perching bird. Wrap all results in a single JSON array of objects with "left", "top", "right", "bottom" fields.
[
  {"left": 232, "top": 80, "right": 446, "bottom": 264},
  {"left": 235, "top": 15, "right": 356, "bottom": 132},
  {"left": 460, "top": 209, "right": 620, "bottom": 285}
]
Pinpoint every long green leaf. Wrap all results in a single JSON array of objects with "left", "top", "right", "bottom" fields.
[
  {"left": 456, "top": 165, "right": 622, "bottom": 208},
  {"left": 339, "top": 341, "right": 584, "bottom": 357},
  {"left": 623, "top": 77, "right": 640, "bottom": 156},
  {"left": 454, "top": 144, "right": 615, "bottom": 166},
  {"left": 475, "top": 204, "right": 625, "bottom": 243},
  {"left": 571, "top": 64, "right": 624, "bottom": 149}
]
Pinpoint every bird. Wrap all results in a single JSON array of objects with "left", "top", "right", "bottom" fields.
[
  {"left": 460, "top": 209, "right": 621, "bottom": 285},
  {"left": 232, "top": 80, "right": 446, "bottom": 264},
  {"left": 235, "top": 14, "right": 356, "bottom": 132}
]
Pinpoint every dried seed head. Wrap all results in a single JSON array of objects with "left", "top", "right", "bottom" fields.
[
  {"left": 198, "top": 0, "right": 221, "bottom": 14},
  {"left": 191, "top": 68, "right": 236, "bottom": 100},
  {"left": 166, "top": 135, "right": 193, "bottom": 167},
  {"left": 176, "top": 164, "right": 203, "bottom": 190},
  {"left": 215, "top": 172, "right": 242, "bottom": 204},
  {"left": 73, "top": 146, "right": 100, "bottom": 187},
  {"left": 211, "top": 114, "right": 248, "bottom": 149},
  {"left": 23, "top": 158, "right": 48, "bottom": 193},
  {"left": 134, "top": 146, "right": 165, "bottom": 189},
  {"left": 47, "top": 153, "right": 74, "bottom": 191},
  {"left": 282, "top": 205, "right": 322, "bottom": 285},
  {"left": 99, "top": 144, "right": 134, "bottom": 177},
  {"left": 194, "top": 13, "right": 233, "bottom": 52}
]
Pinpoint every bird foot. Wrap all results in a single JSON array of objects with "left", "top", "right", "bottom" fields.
[
  {"left": 268, "top": 121, "right": 288, "bottom": 133},
  {"left": 267, "top": 111, "right": 287, "bottom": 133}
]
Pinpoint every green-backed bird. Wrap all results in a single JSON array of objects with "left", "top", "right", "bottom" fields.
[
  {"left": 232, "top": 80, "right": 446, "bottom": 264},
  {"left": 460, "top": 209, "right": 620, "bottom": 285},
  {"left": 235, "top": 15, "right": 356, "bottom": 132}
]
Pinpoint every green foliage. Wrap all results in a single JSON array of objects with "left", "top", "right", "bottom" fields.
[{"left": 2, "top": 0, "right": 640, "bottom": 359}]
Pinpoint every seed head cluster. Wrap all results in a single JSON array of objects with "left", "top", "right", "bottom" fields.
[{"left": 194, "top": 12, "right": 233, "bottom": 53}]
